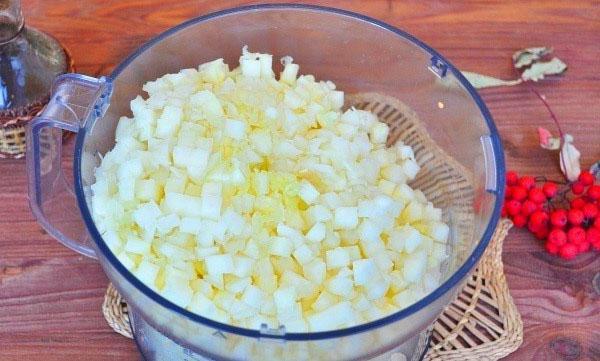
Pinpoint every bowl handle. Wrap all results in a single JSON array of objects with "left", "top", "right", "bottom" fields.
[{"left": 26, "top": 73, "right": 112, "bottom": 259}]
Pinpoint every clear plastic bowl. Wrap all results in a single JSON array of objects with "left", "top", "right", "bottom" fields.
[{"left": 26, "top": 4, "right": 504, "bottom": 360}]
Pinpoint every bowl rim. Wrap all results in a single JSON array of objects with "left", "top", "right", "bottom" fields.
[{"left": 75, "top": 3, "right": 505, "bottom": 341}]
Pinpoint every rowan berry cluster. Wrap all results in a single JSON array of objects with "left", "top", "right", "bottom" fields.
[{"left": 503, "top": 170, "right": 600, "bottom": 259}]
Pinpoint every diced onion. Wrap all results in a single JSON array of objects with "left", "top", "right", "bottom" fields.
[{"left": 91, "top": 48, "right": 449, "bottom": 333}]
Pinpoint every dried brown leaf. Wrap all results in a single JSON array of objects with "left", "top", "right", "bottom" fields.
[
  {"left": 559, "top": 134, "right": 581, "bottom": 182},
  {"left": 521, "top": 57, "right": 567, "bottom": 82},
  {"left": 537, "top": 127, "right": 561, "bottom": 150},
  {"left": 512, "top": 47, "right": 552, "bottom": 68},
  {"left": 461, "top": 71, "right": 522, "bottom": 89}
]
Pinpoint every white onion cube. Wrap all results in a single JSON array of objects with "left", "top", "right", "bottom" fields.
[
  {"left": 205, "top": 254, "right": 235, "bottom": 275},
  {"left": 428, "top": 222, "right": 450, "bottom": 242},
  {"left": 156, "top": 214, "right": 180, "bottom": 235},
  {"left": 273, "top": 286, "right": 297, "bottom": 315},
  {"left": 306, "top": 205, "right": 332, "bottom": 224},
  {"left": 352, "top": 259, "right": 379, "bottom": 286},
  {"left": 164, "top": 193, "right": 202, "bottom": 217},
  {"left": 402, "top": 251, "right": 427, "bottom": 283},
  {"left": 155, "top": 105, "right": 182, "bottom": 138},
  {"left": 224, "top": 119, "right": 247, "bottom": 140},
  {"left": 298, "top": 181, "right": 320, "bottom": 205},
  {"left": 402, "top": 159, "right": 420, "bottom": 180},
  {"left": 326, "top": 248, "right": 351, "bottom": 269},
  {"left": 307, "top": 301, "right": 355, "bottom": 331},
  {"left": 334, "top": 207, "right": 358, "bottom": 230},
  {"left": 241, "top": 285, "right": 265, "bottom": 310},
  {"left": 370, "top": 122, "right": 389, "bottom": 144},
  {"left": 269, "top": 236, "right": 294, "bottom": 257},
  {"left": 293, "top": 244, "right": 315, "bottom": 265},
  {"left": 303, "top": 259, "right": 326, "bottom": 285},
  {"left": 190, "top": 90, "right": 223, "bottom": 119},
  {"left": 200, "top": 183, "right": 222, "bottom": 220},
  {"left": 326, "top": 276, "right": 354, "bottom": 298},
  {"left": 135, "top": 259, "right": 160, "bottom": 288},
  {"left": 305, "top": 222, "right": 326, "bottom": 243},
  {"left": 179, "top": 217, "right": 203, "bottom": 235}
]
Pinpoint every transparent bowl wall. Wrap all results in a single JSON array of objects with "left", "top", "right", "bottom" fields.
[{"left": 28, "top": 5, "right": 503, "bottom": 361}]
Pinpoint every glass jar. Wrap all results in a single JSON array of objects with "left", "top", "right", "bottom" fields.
[{"left": 0, "top": 0, "right": 69, "bottom": 158}]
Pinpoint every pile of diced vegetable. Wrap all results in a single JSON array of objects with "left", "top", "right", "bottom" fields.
[{"left": 91, "top": 47, "right": 449, "bottom": 332}]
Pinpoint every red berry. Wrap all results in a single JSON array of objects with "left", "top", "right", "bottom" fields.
[
  {"left": 534, "top": 227, "right": 549, "bottom": 240},
  {"left": 506, "top": 171, "right": 519, "bottom": 186},
  {"left": 559, "top": 243, "right": 578, "bottom": 260},
  {"left": 511, "top": 186, "right": 528, "bottom": 201},
  {"left": 592, "top": 240, "right": 600, "bottom": 251},
  {"left": 512, "top": 214, "right": 527, "bottom": 228},
  {"left": 528, "top": 187, "right": 547, "bottom": 204},
  {"left": 548, "top": 229, "right": 567, "bottom": 246},
  {"left": 571, "top": 181, "right": 585, "bottom": 195},
  {"left": 506, "top": 200, "right": 522, "bottom": 216},
  {"left": 529, "top": 210, "right": 549, "bottom": 230},
  {"left": 519, "top": 176, "right": 535, "bottom": 190},
  {"left": 505, "top": 186, "right": 513, "bottom": 200},
  {"left": 501, "top": 205, "right": 508, "bottom": 217},
  {"left": 567, "top": 227, "right": 586, "bottom": 244},
  {"left": 577, "top": 241, "right": 590, "bottom": 253},
  {"left": 521, "top": 200, "right": 538, "bottom": 216},
  {"left": 528, "top": 222, "right": 538, "bottom": 233},
  {"left": 570, "top": 197, "right": 586, "bottom": 209},
  {"left": 567, "top": 209, "right": 584, "bottom": 226},
  {"left": 594, "top": 216, "right": 600, "bottom": 230},
  {"left": 578, "top": 171, "right": 595, "bottom": 186},
  {"left": 542, "top": 182, "right": 558, "bottom": 198},
  {"left": 587, "top": 185, "right": 600, "bottom": 200},
  {"left": 550, "top": 209, "right": 568, "bottom": 228},
  {"left": 545, "top": 241, "right": 560, "bottom": 255},
  {"left": 582, "top": 203, "right": 599, "bottom": 219},
  {"left": 528, "top": 223, "right": 538, "bottom": 233},
  {"left": 586, "top": 227, "right": 600, "bottom": 244}
]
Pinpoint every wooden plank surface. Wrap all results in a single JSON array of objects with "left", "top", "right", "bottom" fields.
[{"left": 1, "top": 1, "right": 599, "bottom": 360}]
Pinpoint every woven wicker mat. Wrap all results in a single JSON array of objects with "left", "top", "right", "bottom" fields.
[{"left": 103, "top": 219, "right": 521, "bottom": 360}]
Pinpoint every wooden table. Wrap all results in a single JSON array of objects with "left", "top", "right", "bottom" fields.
[{"left": 1, "top": 1, "right": 598, "bottom": 360}]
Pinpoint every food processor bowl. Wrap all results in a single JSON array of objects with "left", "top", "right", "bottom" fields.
[{"left": 26, "top": 4, "right": 504, "bottom": 360}]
